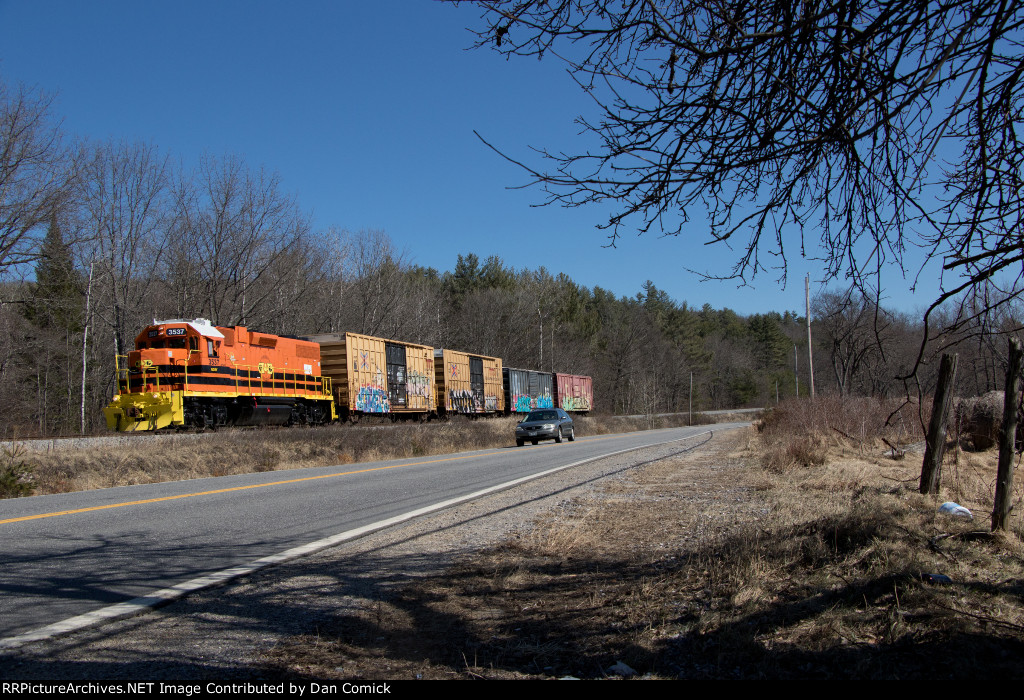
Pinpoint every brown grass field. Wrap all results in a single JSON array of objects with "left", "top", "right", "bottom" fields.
[
  {"left": 6, "top": 400, "right": 1023, "bottom": 679},
  {"left": 257, "top": 398, "right": 1024, "bottom": 679}
]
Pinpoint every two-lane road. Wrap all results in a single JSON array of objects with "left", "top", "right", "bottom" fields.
[{"left": 0, "top": 425, "right": 739, "bottom": 645}]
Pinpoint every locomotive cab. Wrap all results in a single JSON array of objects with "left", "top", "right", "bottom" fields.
[
  {"left": 126, "top": 321, "right": 220, "bottom": 393},
  {"left": 104, "top": 319, "right": 227, "bottom": 431}
]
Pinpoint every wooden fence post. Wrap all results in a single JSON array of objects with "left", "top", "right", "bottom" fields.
[
  {"left": 992, "top": 338, "right": 1022, "bottom": 531},
  {"left": 920, "top": 353, "right": 959, "bottom": 495}
]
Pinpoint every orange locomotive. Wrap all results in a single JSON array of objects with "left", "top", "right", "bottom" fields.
[{"left": 104, "top": 319, "right": 335, "bottom": 431}]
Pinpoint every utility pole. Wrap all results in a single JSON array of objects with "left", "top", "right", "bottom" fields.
[
  {"left": 81, "top": 261, "right": 94, "bottom": 435},
  {"left": 689, "top": 371, "right": 693, "bottom": 425},
  {"left": 794, "top": 344, "right": 799, "bottom": 397},
  {"left": 806, "top": 273, "right": 815, "bottom": 399},
  {"left": 538, "top": 307, "right": 543, "bottom": 367},
  {"left": 551, "top": 321, "right": 555, "bottom": 372}
]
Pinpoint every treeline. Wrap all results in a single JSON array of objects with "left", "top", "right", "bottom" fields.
[{"left": 1, "top": 78, "right": 1020, "bottom": 437}]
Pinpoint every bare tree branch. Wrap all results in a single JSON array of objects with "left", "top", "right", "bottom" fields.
[
  {"left": 0, "top": 79, "right": 76, "bottom": 275},
  {"left": 459, "top": 0, "right": 1024, "bottom": 351}
]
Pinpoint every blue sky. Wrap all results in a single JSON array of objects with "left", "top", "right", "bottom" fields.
[{"left": 0, "top": 0, "right": 940, "bottom": 317}]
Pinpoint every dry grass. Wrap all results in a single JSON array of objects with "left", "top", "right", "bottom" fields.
[
  {"left": 758, "top": 395, "right": 925, "bottom": 470},
  {"left": 18, "top": 412, "right": 723, "bottom": 496},
  {"left": 261, "top": 399, "right": 1024, "bottom": 680},
  {"left": 0, "top": 444, "right": 35, "bottom": 497},
  {"left": 24, "top": 419, "right": 516, "bottom": 495}
]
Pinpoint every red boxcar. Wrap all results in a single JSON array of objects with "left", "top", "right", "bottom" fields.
[{"left": 553, "top": 373, "right": 593, "bottom": 413}]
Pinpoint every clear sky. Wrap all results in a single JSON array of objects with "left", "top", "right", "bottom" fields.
[{"left": 0, "top": 0, "right": 940, "bottom": 317}]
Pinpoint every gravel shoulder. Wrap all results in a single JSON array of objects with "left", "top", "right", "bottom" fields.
[{"left": 1, "top": 427, "right": 750, "bottom": 680}]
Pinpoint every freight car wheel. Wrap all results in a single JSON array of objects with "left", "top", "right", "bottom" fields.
[{"left": 568, "top": 427, "right": 575, "bottom": 442}]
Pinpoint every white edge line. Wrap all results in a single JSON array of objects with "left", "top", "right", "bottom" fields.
[{"left": 0, "top": 429, "right": 715, "bottom": 650}]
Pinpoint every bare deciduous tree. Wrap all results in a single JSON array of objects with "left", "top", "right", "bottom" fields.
[
  {"left": 0, "top": 79, "right": 76, "bottom": 275},
  {"left": 173, "top": 154, "right": 312, "bottom": 328},
  {"left": 461, "top": 0, "right": 1024, "bottom": 347},
  {"left": 80, "top": 141, "right": 171, "bottom": 359},
  {"left": 814, "top": 291, "right": 889, "bottom": 396},
  {"left": 343, "top": 229, "right": 414, "bottom": 338}
]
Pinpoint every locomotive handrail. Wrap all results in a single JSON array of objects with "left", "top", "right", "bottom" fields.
[
  {"left": 114, "top": 354, "right": 129, "bottom": 394},
  {"left": 232, "top": 363, "right": 268, "bottom": 397},
  {"left": 138, "top": 362, "right": 160, "bottom": 393},
  {"left": 234, "top": 363, "right": 250, "bottom": 396},
  {"left": 184, "top": 349, "right": 200, "bottom": 393}
]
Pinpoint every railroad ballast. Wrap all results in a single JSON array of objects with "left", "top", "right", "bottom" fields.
[{"left": 104, "top": 319, "right": 592, "bottom": 431}]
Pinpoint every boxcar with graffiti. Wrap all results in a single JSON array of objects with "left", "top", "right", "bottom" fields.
[
  {"left": 503, "top": 367, "right": 555, "bottom": 413},
  {"left": 434, "top": 348, "right": 504, "bottom": 415},
  {"left": 553, "top": 373, "right": 593, "bottom": 413},
  {"left": 304, "top": 332, "right": 436, "bottom": 419}
]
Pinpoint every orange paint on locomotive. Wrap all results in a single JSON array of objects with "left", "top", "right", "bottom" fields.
[{"left": 105, "top": 319, "right": 335, "bottom": 431}]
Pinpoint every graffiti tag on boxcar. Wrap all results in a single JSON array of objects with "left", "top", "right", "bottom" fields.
[
  {"left": 408, "top": 371, "right": 430, "bottom": 398},
  {"left": 449, "top": 389, "right": 474, "bottom": 413},
  {"left": 356, "top": 385, "right": 389, "bottom": 413},
  {"left": 561, "top": 396, "right": 591, "bottom": 411}
]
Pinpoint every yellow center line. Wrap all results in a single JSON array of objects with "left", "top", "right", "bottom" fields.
[
  {"left": 0, "top": 433, "right": 625, "bottom": 526},
  {"left": 0, "top": 452, "right": 487, "bottom": 525}
]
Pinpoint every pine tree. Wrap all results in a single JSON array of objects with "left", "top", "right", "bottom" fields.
[
  {"left": 26, "top": 214, "right": 83, "bottom": 331},
  {"left": 21, "top": 213, "right": 84, "bottom": 434}
]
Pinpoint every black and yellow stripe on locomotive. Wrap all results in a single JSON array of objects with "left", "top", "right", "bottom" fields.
[{"left": 105, "top": 361, "right": 336, "bottom": 432}]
